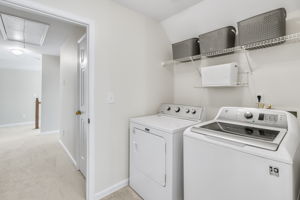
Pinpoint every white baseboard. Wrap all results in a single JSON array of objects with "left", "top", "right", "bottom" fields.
[
  {"left": 94, "top": 179, "right": 129, "bottom": 200},
  {"left": 0, "top": 121, "right": 34, "bottom": 128},
  {"left": 40, "top": 130, "right": 60, "bottom": 135},
  {"left": 58, "top": 139, "right": 77, "bottom": 167}
]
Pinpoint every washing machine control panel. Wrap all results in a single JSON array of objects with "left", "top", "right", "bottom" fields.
[
  {"left": 218, "top": 107, "right": 288, "bottom": 129},
  {"left": 159, "top": 104, "right": 204, "bottom": 121}
]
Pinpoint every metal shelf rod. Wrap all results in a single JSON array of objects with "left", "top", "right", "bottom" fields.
[{"left": 162, "top": 32, "right": 300, "bottom": 67}]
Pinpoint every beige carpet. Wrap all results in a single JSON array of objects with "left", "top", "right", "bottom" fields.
[
  {"left": 101, "top": 186, "right": 142, "bottom": 200},
  {"left": 0, "top": 125, "right": 85, "bottom": 200}
]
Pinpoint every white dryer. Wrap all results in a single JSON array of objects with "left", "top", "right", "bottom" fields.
[
  {"left": 130, "top": 104, "right": 205, "bottom": 200},
  {"left": 184, "top": 107, "right": 300, "bottom": 200}
]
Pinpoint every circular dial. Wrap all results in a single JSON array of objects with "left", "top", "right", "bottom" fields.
[
  {"left": 175, "top": 107, "right": 181, "bottom": 113},
  {"left": 166, "top": 106, "right": 171, "bottom": 111},
  {"left": 244, "top": 111, "right": 253, "bottom": 119},
  {"left": 185, "top": 109, "right": 190, "bottom": 114},
  {"left": 191, "top": 109, "right": 197, "bottom": 115}
]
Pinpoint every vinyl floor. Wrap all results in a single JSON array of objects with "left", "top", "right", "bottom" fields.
[{"left": 101, "top": 186, "right": 142, "bottom": 200}]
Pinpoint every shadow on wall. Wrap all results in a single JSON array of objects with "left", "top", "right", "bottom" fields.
[{"left": 287, "top": 11, "right": 300, "bottom": 33}]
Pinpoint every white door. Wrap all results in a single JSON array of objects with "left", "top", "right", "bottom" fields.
[
  {"left": 132, "top": 128, "right": 166, "bottom": 186},
  {"left": 77, "top": 34, "right": 88, "bottom": 177}
]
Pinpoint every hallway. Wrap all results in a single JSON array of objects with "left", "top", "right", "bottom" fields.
[{"left": 0, "top": 125, "right": 85, "bottom": 200}]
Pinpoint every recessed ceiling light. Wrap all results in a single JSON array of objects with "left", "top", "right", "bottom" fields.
[{"left": 10, "top": 49, "right": 24, "bottom": 55}]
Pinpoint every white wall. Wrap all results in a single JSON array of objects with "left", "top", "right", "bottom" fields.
[
  {"left": 161, "top": 0, "right": 300, "bottom": 43},
  {"left": 59, "top": 28, "right": 85, "bottom": 160},
  {"left": 41, "top": 55, "right": 60, "bottom": 133},
  {"left": 172, "top": 10, "right": 300, "bottom": 122},
  {"left": 0, "top": 68, "right": 41, "bottom": 126},
  {"left": 24, "top": 0, "right": 173, "bottom": 194},
  {"left": 94, "top": 4, "right": 173, "bottom": 192}
]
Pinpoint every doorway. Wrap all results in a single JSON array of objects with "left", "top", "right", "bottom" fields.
[{"left": 0, "top": 1, "right": 95, "bottom": 200}]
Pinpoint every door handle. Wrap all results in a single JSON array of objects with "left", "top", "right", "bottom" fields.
[{"left": 76, "top": 110, "right": 82, "bottom": 115}]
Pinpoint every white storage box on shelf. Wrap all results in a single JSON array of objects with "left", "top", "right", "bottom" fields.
[{"left": 200, "top": 63, "right": 238, "bottom": 87}]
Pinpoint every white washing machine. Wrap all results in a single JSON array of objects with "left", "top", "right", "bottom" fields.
[
  {"left": 130, "top": 104, "right": 205, "bottom": 200},
  {"left": 184, "top": 107, "right": 300, "bottom": 200}
]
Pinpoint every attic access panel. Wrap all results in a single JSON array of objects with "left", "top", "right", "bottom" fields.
[{"left": 0, "top": 13, "right": 49, "bottom": 46}]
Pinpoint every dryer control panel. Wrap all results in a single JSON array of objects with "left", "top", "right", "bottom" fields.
[
  {"left": 159, "top": 104, "right": 204, "bottom": 121},
  {"left": 217, "top": 107, "right": 288, "bottom": 129}
]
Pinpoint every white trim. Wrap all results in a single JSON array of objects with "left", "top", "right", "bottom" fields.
[
  {"left": 87, "top": 18, "right": 96, "bottom": 200},
  {"left": 40, "top": 130, "right": 60, "bottom": 135},
  {"left": 94, "top": 179, "right": 129, "bottom": 200},
  {"left": 0, "top": 0, "right": 94, "bottom": 25},
  {"left": 78, "top": 33, "right": 87, "bottom": 44},
  {"left": 0, "top": 121, "right": 34, "bottom": 128},
  {"left": 0, "top": 1, "right": 96, "bottom": 200},
  {"left": 58, "top": 139, "right": 77, "bottom": 167}
]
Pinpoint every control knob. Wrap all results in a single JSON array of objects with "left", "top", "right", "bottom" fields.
[
  {"left": 191, "top": 109, "right": 197, "bottom": 115},
  {"left": 175, "top": 107, "right": 181, "bottom": 113},
  {"left": 185, "top": 109, "right": 190, "bottom": 114},
  {"left": 244, "top": 112, "right": 253, "bottom": 119}
]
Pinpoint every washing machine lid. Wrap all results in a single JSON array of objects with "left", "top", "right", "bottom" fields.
[
  {"left": 131, "top": 115, "right": 200, "bottom": 133},
  {"left": 191, "top": 120, "right": 287, "bottom": 151},
  {"left": 201, "top": 122, "right": 280, "bottom": 141}
]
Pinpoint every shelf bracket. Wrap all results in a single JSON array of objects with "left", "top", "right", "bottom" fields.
[
  {"left": 190, "top": 56, "right": 202, "bottom": 77},
  {"left": 243, "top": 49, "right": 253, "bottom": 74}
]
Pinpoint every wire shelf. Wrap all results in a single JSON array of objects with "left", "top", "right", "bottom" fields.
[{"left": 162, "top": 32, "right": 300, "bottom": 67}]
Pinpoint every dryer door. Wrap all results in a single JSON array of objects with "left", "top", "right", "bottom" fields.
[{"left": 132, "top": 128, "right": 166, "bottom": 187}]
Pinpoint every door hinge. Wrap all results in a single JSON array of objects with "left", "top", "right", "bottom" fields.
[{"left": 88, "top": 118, "right": 90, "bottom": 124}]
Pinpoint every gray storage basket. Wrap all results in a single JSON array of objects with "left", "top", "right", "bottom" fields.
[
  {"left": 172, "top": 38, "right": 200, "bottom": 61},
  {"left": 238, "top": 8, "right": 286, "bottom": 48},
  {"left": 198, "top": 26, "right": 236, "bottom": 57}
]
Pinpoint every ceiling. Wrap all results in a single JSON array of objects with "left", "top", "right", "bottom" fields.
[
  {"left": 112, "top": 0, "right": 204, "bottom": 21},
  {"left": 0, "top": 46, "right": 41, "bottom": 71},
  {"left": 0, "top": 3, "right": 85, "bottom": 71}
]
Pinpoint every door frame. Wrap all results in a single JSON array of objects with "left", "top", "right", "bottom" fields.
[{"left": 0, "top": 1, "right": 96, "bottom": 200}]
